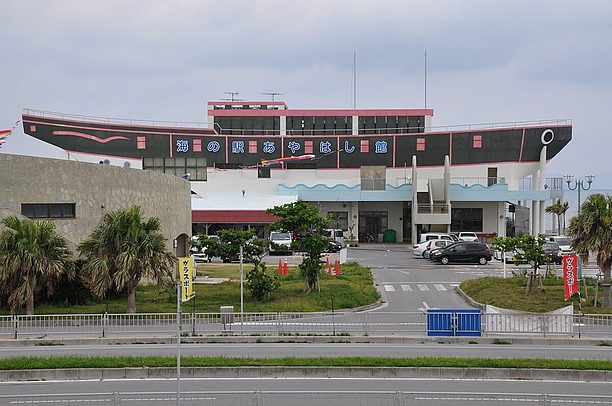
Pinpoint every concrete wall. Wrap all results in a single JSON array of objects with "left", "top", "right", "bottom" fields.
[{"left": 0, "top": 154, "right": 191, "bottom": 254}]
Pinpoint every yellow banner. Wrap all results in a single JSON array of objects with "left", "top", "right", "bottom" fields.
[{"left": 179, "top": 257, "right": 194, "bottom": 302}]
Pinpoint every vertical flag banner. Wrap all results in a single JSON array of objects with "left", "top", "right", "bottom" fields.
[
  {"left": 179, "top": 257, "right": 194, "bottom": 302},
  {"left": 562, "top": 254, "right": 579, "bottom": 300}
]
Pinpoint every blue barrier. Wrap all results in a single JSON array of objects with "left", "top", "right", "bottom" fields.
[{"left": 426, "top": 309, "right": 481, "bottom": 336}]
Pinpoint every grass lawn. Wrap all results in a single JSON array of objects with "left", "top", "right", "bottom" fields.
[
  {"left": 460, "top": 275, "right": 612, "bottom": 314},
  {"left": 1, "top": 356, "right": 611, "bottom": 371},
  {"left": 4, "top": 261, "right": 379, "bottom": 314}
]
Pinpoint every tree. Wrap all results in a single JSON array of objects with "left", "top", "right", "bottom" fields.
[
  {"left": 567, "top": 194, "right": 612, "bottom": 307},
  {"left": 514, "top": 234, "right": 549, "bottom": 294},
  {"left": 491, "top": 236, "right": 518, "bottom": 278},
  {"left": 267, "top": 201, "right": 329, "bottom": 293},
  {"left": 545, "top": 199, "right": 563, "bottom": 235},
  {"left": 559, "top": 201, "right": 570, "bottom": 234},
  {"left": 0, "top": 216, "right": 74, "bottom": 315},
  {"left": 78, "top": 206, "right": 175, "bottom": 313}
]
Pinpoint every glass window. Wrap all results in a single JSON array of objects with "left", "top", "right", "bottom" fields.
[
  {"left": 21, "top": 204, "right": 34, "bottom": 218},
  {"left": 62, "top": 204, "right": 75, "bottom": 218},
  {"left": 328, "top": 211, "right": 349, "bottom": 230},
  {"left": 34, "top": 205, "right": 48, "bottom": 218},
  {"left": 49, "top": 204, "right": 63, "bottom": 218},
  {"left": 451, "top": 208, "right": 483, "bottom": 232}
]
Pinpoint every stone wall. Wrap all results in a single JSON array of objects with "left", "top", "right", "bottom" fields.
[{"left": 0, "top": 154, "right": 191, "bottom": 254}]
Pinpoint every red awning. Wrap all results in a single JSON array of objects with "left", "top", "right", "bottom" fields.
[{"left": 192, "top": 210, "right": 277, "bottom": 224}]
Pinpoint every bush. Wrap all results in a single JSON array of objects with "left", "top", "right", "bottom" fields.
[{"left": 246, "top": 263, "right": 280, "bottom": 301}]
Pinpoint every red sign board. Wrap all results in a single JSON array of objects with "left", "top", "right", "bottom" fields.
[{"left": 563, "top": 255, "right": 579, "bottom": 299}]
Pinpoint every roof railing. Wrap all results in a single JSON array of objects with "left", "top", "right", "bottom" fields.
[
  {"left": 23, "top": 108, "right": 212, "bottom": 129},
  {"left": 23, "top": 108, "right": 571, "bottom": 134}
]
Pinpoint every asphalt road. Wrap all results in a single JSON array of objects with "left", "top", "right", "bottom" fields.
[
  {"left": 3, "top": 377, "right": 611, "bottom": 397},
  {"left": 1, "top": 342, "right": 610, "bottom": 360}
]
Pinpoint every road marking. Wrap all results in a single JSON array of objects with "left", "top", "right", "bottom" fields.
[
  {"left": 417, "top": 284, "right": 429, "bottom": 291},
  {"left": 434, "top": 284, "right": 447, "bottom": 291},
  {"left": 450, "top": 283, "right": 459, "bottom": 287},
  {"left": 384, "top": 285, "right": 395, "bottom": 292},
  {"left": 401, "top": 284, "right": 412, "bottom": 291}
]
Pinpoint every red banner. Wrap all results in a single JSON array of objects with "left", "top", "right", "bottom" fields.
[{"left": 563, "top": 254, "right": 579, "bottom": 299}]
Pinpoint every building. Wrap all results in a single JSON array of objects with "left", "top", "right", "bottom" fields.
[
  {"left": 0, "top": 153, "right": 192, "bottom": 256},
  {"left": 19, "top": 101, "right": 571, "bottom": 243}
]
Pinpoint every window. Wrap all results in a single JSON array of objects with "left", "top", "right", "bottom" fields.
[
  {"left": 136, "top": 136, "right": 146, "bottom": 149},
  {"left": 328, "top": 211, "right": 349, "bottom": 230},
  {"left": 416, "top": 138, "right": 426, "bottom": 151},
  {"left": 143, "top": 157, "right": 207, "bottom": 180},
  {"left": 473, "top": 135, "right": 482, "bottom": 149},
  {"left": 451, "top": 208, "right": 483, "bottom": 232},
  {"left": 258, "top": 166, "right": 271, "bottom": 178},
  {"left": 21, "top": 203, "right": 76, "bottom": 219}
]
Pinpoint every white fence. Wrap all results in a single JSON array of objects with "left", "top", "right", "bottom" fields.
[
  {"left": 0, "top": 312, "right": 611, "bottom": 339},
  {"left": 1, "top": 391, "right": 610, "bottom": 405}
]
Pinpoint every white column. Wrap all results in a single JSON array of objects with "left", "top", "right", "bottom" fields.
[
  {"left": 538, "top": 146, "right": 547, "bottom": 235},
  {"left": 280, "top": 116, "right": 286, "bottom": 136},
  {"left": 352, "top": 115, "right": 358, "bottom": 135},
  {"left": 539, "top": 201, "right": 546, "bottom": 235},
  {"left": 411, "top": 155, "right": 418, "bottom": 244}
]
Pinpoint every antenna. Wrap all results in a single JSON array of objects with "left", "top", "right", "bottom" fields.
[
  {"left": 261, "top": 92, "right": 285, "bottom": 102},
  {"left": 424, "top": 49, "right": 427, "bottom": 109},
  {"left": 222, "top": 91, "right": 242, "bottom": 102},
  {"left": 352, "top": 51, "right": 357, "bottom": 109}
]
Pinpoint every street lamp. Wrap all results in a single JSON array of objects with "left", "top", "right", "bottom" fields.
[{"left": 564, "top": 175, "right": 594, "bottom": 215}]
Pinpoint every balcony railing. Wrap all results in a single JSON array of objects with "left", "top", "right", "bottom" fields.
[
  {"left": 452, "top": 177, "right": 506, "bottom": 187},
  {"left": 416, "top": 202, "right": 450, "bottom": 214},
  {"left": 520, "top": 177, "right": 564, "bottom": 191}
]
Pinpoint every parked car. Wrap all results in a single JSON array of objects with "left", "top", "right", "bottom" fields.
[
  {"left": 325, "top": 228, "right": 346, "bottom": 248},
  {"left": 413, "top": 240, "right": 432, "bottom": 258},
  {"left": 543, "top": 242, "right": 563, "bottom": 265},
  {"left": 418, "top": 233, "right": 456, "bottom": 244},
  {"left": 190, "top": 234, "right": 219, "bottom": 262},
  {"left": 424, "top": 239, "right": 454, "bottom": 259},
  {"left": 269, "top": 231, "right": 293, "bottom": 254},
  {"left": 324, "top": 239, "right": 343, "bottom": 253},
  {"left": 430, "top": 241, "right": 467, "bottom": 261},
  {"left": 432, "top": 242, "right": 492, "bottom": 265},
  {"left": 545, "top": 235, "right": 573, "bottom": 255},
  {"left": 457, "top": 232, "right": 479, "bottom": 242}
]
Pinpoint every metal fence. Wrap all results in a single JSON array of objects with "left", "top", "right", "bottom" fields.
[
  {"left": 1, "top": 312, "right": 611, "bottom": 339},
  {"left": 1, "top": 391, "right": 611, "bottom": 405}
]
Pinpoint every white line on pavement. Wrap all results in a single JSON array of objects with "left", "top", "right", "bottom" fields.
[{"left": 384, "top": 285, "right": 395, "bottom": 292}]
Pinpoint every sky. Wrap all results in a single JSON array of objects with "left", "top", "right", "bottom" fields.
[{"left": 1, "top": 0, "right": 612, "bottom": 185}]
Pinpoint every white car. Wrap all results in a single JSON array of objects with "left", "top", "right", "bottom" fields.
[
  {"left": 412, "top": 240, "right": 432, "bottom": 258},
  {"left": 269, "top": 231, "right": 293, "bottom": 254},
  {"left": 546, "top": 235, "right": 573, "bottom": 255},
  {"left": 457, "top": 232, "right": 479, "bottom": 242},
  {"left": 418, "top": 233, "right": 456, "bottom": 244},
  {"left": 425, "top": 239, "right": 454, "bottom": 259}
]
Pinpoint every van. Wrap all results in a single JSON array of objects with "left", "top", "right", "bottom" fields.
[
  {"left": 325, "top": 229, "right": 346, "bottom": 248},
  {"left": 546, "top": 235, "right": 572, "bottom": 254},
  {"left": 418, "top": 233, "right": 456, "bottom": 244}
]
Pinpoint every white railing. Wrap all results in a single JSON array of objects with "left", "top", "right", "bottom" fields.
[
  {"left": 1, "top": 391, "right": 609, "bottom": 405},
  {"left": 452, "top": 177, "right": 507, "bottom": 187},
  {"left": 23, "top": 108, "right": 212, "bottom": 129},
  {"left": 1, "top": 311, "right": 610, "bottom": 339},
  {"left": 416, "top": 203, "right": 450, "bottom": 214}
]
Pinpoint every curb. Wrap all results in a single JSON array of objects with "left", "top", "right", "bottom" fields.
[
  {"left": 455, "top": 286, "right": 486, "bottom": 310},
  {"left": 1, "top": 334, "right": 611, "bottom": 347},
  {"left": 1, "top": 366, "right": 610, "bottom": 382}
]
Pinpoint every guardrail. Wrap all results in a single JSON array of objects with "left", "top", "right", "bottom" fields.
[
  {"left": 1, "top": 311, "right": 611, "bottom": 339},
  {"left": 416, "top": 203, "right": 450, "bottom": 214},
  {"left": 1, "top": 391, "right": 609, "bottom": 405}
]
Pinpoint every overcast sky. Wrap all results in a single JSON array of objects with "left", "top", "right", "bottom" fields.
[{"left": 1, "top": 0, "right": 611, "bottom": 182}]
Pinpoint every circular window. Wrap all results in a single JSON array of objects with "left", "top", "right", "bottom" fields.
[{"left": 541, "top": 129, "right": 554, "bottom": 145}]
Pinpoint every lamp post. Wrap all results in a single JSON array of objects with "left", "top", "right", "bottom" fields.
[{"left": 564, "top": 175, "right": 594, "bottom": 215}]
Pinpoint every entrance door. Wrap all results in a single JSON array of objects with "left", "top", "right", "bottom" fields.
[{"left": 487, "top": 167, "right": 498, "bottom": 187}]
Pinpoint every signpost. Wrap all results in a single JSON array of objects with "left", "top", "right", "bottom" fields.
[{"left": 177, "top": 257, "right": 195, "bottom": 406}]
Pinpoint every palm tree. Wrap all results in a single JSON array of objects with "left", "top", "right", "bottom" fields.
[
  {"left": 0, "top": 216, "right": 74, "bottom": 315},
  {"left": 78, "top": 206, "right": 175, "bottom": 313},
  {"left": 545, "top": 199, "right": 563, "bottom": 235},
  {"left": 567, "top": 194, "right": 612, "bottom": 308},
  {"left": 559, "top": 201, "right": 570, "bottom": 234}
]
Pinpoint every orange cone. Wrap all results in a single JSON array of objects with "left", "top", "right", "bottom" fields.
[
  {"left": 326, "top": 256, "right": 332, "bottom": 275},
  {"left": 278, "top": 259, "right": 283, "bottom": 275},
  {"left": 283, "top": 258, "right": 289, "bottom": 276},
  {"left": 334, "top": 259, "right": 340, "bottom": 276}
]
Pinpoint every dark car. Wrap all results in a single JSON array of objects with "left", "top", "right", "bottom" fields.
[
  {"left": 324, "top": 240, "right": 342, "bottom": 253},
  {"left": 429, "top": 241, "right": 467, "bottom": 261},
  {"left": 543, "top": 242, "right": 563, "bottom": 265},
  {"left": 432, "top": 242, "right": 492, "bottom": 265}
]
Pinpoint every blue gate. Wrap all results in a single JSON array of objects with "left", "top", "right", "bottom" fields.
[{"left": 426, "top": 309, "right": 481, "bottom": 336}]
